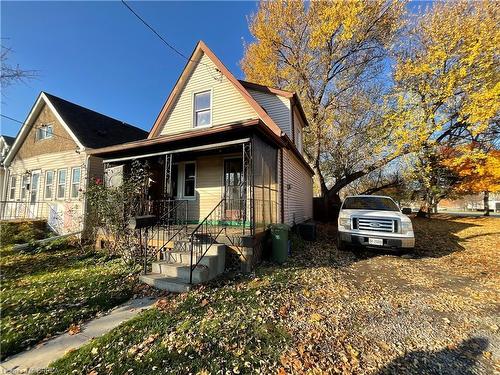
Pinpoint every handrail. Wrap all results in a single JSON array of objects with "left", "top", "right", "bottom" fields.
[
  {"left": 189, "top": 198, "right": 224, "bottom": 236},
  {"left": 141, "top": 199, "right": 188, "bottom": 273},
  {"left": 189, "top": 198, "right": 226, "bottom": 284}
]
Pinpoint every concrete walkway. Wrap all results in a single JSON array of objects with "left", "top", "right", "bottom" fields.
[{"left": 1, "top": 297, "right": 157, "bottom": 374}]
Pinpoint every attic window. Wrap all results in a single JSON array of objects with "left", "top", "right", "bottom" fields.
[
  {"left": 193, "top": 90, "right": 211, "bottom": 127},
  {"left": 36, "top": 124, "right": 53, "bottom": 140}
]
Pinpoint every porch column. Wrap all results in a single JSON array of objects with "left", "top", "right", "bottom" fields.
[
  {"left": 164, "top": 154, "right": 173, "bottom": 198},
  {"left": 242, "top": 141, "right": 254, "bottom": 235}
]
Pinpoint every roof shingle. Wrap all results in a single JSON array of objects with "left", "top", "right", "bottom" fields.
[{"left": 44, "top": 93, "right": 148, "bottom": 149}]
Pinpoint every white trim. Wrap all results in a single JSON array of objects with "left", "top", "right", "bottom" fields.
[
  {"left": 4, "top": 92, "right": 84, "bottom": 166},
  {"left": 8, "top": 174, "right": 17, "bottom": 201},
  {"left": 103, "top": 138, "right": 251, "bottom": 164},
  {"left": 173, "top": 161, "right": 197, "bottom": 200},
  {"left": 44, "top": 170, "right": 55, "bottom": 200},
  {"left": 70, "top": 166, "right": 81, "bottom": 199},
  {"left": 29, "top": 170, "right": 41, "bottom": 204},
  {"left": 192, "top": 88, "right": 213, "bottom": 128},
  {"left": 56, "top": 168, "right": 68, "bottom": 200}
]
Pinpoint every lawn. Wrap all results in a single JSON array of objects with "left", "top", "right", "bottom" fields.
[
  {"left": 48, "top": 214, "right": 500, "bottom": 374},
  {"left": 0, "top": 235, "right": 138, "bottom": 360}
]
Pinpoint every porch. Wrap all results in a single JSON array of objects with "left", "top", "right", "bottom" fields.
[{"left": 93, "top": 125, "right": 281, "bottom": 291}]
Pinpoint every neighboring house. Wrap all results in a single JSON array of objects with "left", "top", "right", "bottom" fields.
[
  {"left": 91, "top": 41, "right": 314, "bottom": 290},
  {"left": 1, "top": 92, "right": 148, "bottom": 233},
  {"left": 439, "top": 193, "right": 500, "bottom": 213},
  {"left": 0, "top": 135, "right": 15, "bottom": 202}
]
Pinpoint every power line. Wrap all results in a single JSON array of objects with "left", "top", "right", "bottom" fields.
[
  {"left": 1, "top": 114, "right": 77, "bottom": 143},
  {"left": 120, "top": 0, "right": 224, "bottom": 83},
  {"left": 1, "top": 114, "right": 23, "bottom": 124}
]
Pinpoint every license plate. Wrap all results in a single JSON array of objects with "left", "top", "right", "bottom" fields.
[{"left": 368, "top": 238, "right": 383, "bottom": 246}]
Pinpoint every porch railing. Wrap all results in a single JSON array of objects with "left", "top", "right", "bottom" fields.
[
  {"left": 0, "top": 201, "right": 48, "bottom": 221},
  {"left": 140, "top": 199, "right": 189, "bottom": 273},
  {"left": 189, "top": 198, "right": 226, "bottom": 284}
]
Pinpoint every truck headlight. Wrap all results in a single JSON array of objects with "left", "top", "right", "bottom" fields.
[
  {"left": 401, "top": 221, "right": 413, "bottom": 233},
  {"left": 339, "top": 217, "right": 350, "bottom": 230}
]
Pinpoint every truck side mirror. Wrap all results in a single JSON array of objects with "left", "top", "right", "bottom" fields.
[{"left": 402, "top": 207, "right": 412, "bottom": 215}]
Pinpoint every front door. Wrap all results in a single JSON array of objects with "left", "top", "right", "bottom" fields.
[
  {"left": 29, "top": 171, "right": 41, "bottom": 218},
  {"left": 224, "top": 158, "right": 244, "bottom": 221}
]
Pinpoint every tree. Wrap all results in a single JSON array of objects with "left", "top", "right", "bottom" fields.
[
  {"left": 390, "top": 0, "right": 499, "bottom": 154},
  {"left": 1, "top": 45, "right": 37, "bottom": 89},
  {"left": 442, "top": 147, "right": 500, "bottom": 216},
  {"left": 241, "top": 0, "right": 407, "bottom": 218},
  {"left": 389, "top": 0, "right": 500, "bottom": 215}
]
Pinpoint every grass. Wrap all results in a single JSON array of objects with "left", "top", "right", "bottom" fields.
[
  {"left": 0, "top": 240, "right": 138, "bottom": 360},
  {"left": 50, "top": 267, "right": 292, "bottom": 374}
]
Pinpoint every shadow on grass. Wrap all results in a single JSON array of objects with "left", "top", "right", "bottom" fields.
[{"left": 377, "top": 337, "right": 489, "bottom": 375}]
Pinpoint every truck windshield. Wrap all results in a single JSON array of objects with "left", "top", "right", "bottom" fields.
[{"left": 343, "top": 197, "right": 399, "bottom": 211}]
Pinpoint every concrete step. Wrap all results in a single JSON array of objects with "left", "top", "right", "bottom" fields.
[
  {"left": 139, "top": 274, "right": 191, "bottom": 293},
  {"left": 151, "top": 262, "right": 210, "bottom": 284}
]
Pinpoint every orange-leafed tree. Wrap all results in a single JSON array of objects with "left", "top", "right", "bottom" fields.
[{"left": 442, "top": 147, "right": 500, "bottom": 215}]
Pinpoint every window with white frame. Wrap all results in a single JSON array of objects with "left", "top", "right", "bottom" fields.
[
  {"left": 171, "top": 162, "right": 195, "bottom": 199},
  {"left": 21, "top": 175, "right": 29, "bottom": 200},
  {"left": 36, "top": 124, "right": 53, "bottom": 141},
  {"left": 45, "top": 170, "right": 54, "bottom": 199},
  {"left": 71, "top": 167, "right": 81, "bottom": 198},
  {"left": 193, "top": 90, "right": 211, "bottom": 127},
  {"left": 9, "top": 176, "right": 16, "bottom": 200},
  {"left": 183, "top": 163, "right": 196, "bottom": 197},
  {"left": 57, "top": 169, "right": 67, "bottom": 199}
]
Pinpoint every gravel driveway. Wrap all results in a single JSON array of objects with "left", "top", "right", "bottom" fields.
[{"left": 278, "top": 215, "right": 500, "bottom": 374}]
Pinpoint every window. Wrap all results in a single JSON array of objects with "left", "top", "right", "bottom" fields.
[
  {"left": 36, "top": 124, "right": 53, "bottom": 140},
  {"left": 193, "top": 90, "right": 211, "bottom": 127},
  {"left": 183, "top": 163, "right": 196, "bottom": 197},
  {"left": 296, "top": 126, "right": 303, "bottom": 154},
  {"left": 71, "top": 167, "right": 81, "bottom": 198},
  {"left": 21, "top": 175, "right": 29, "bottom": 200},
  {"left": 45, "top": 170, "right": 54, "bottom": 199},
  {"left": 342, "top": 196, "right": 400, "bottom": 212},
  {"left": 57, "top": 169, "right": 67, "bottom": 199},
  {"left": 9, "top": 176, "right": 16, "bottom": 200}
]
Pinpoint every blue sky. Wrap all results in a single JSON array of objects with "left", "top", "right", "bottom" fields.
[{"left": 1, "top": 1, "right": 259, "bottom": 137}]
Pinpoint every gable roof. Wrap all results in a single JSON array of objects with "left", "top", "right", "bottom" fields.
[
  {"left": 1, "top": 135, "right": 15, "bottom": 147},
  {"left": 148, "top": 41, "right": 284, "bottom": 139},
  {"left": 5, "top": 92, "right": 148, "bottom": 165},
  {"left": 43, "top": 93, "right": 148, "bottom": 149}
]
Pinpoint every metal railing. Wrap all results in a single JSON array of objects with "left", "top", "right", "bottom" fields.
[
  {"left": 0, "top": 201, "right": 48, "bottom": 221},
  {"left": 141, "top": 199, "right": 189, "bottom": 273},
  {"left": 189, "top": 198, "right": 226, "bottom": 284}
]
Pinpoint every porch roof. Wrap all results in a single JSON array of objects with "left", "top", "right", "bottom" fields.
[
  {"left": 88, "top": 119, "right": 282, "bottom": 159},
  {"left": 89, "top": 118, "right": 314, "bottom": 175}
]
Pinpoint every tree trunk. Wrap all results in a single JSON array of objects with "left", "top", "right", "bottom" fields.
[{"left": 484, "top": 191, "right": 490, "bottom": 216}]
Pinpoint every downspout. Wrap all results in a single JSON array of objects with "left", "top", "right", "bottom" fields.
[{"left": 280, "top": 148, "right": 285, "bottom": 224}]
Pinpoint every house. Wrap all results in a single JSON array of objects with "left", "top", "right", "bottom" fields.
[
  {"left": 0, "top": 135, "right": 15, "bottom": 202},
  {"left": 1, "top": 92, "right": 148, "bottom": 233},
  {"left": 90, "top": 41, "right": 314, "bottom": 291}
]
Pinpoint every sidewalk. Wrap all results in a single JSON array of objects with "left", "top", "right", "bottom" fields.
[{"left": 1, "top": 297, "right": 157, "bottom": 374}]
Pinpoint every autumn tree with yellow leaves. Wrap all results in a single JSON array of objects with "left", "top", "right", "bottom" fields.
[
  {"left": 242, "top": 0, "right": 499, "bottom": 218},
  {"left": 242, "top": 0, "right": 407, "bottom": 217},
  {"left": 442, "top": 147, "right": 500, "bottom": 215},
  {"left": 391, "top": 0, "right": 499, "bottom": 215}
]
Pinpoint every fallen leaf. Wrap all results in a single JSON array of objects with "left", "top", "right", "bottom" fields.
[
  {"left": 200, "top": 298, "right": 209, "bottom": 307},
  {"left": 310, "top": 313, "right": 323, "bottom": 323},
  {"left": 68, "top": 324, "right": 81, "bottom": 335}
]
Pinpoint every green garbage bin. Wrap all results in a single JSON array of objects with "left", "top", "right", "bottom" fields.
[{"left": 270, "top": 223, "right": 290, "bottom": 263}]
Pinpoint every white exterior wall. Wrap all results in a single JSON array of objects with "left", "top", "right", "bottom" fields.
[
  {"left": 160, "top": 53, "right": 258, "bottom": 136},
  {"left": 247, "top": 89, "right": 292, "bottom": 138},
  {"left": 282, "top": 148, "right": 313, "bottom": 226},
  {"left": 6, "top": 150, "right": 89, "bottom": 233}
]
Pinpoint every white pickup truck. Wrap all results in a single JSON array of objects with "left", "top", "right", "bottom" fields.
[{"left": 337, "top": 195, "right": 415, "bottom": 251}]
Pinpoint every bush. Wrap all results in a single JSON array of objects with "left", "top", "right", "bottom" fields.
[{"left": 0, "top": 221, "right": 51, "bottom": 246}]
